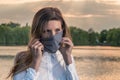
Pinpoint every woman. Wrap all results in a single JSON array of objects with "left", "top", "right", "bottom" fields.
[{"left": 8, "top": 7, "right": 79, "bottom": 80}]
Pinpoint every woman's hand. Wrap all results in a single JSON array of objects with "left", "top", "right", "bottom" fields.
[
  {"left": 29, "top": 39, "right": 44, "bottom": 71},
  {"left": 59, "top": 37, "right": 74, "bottom": 65}
]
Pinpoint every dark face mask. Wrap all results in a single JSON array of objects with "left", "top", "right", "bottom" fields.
[{"left": 40, "top": 31, "right": 63, "bottom": 53}]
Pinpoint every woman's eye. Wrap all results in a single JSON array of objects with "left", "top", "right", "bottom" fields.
[
  {"left": 43, "top": 30, "right": 46, "bottom": 33},
  {"left": 46, "top": 29, "right": 51, "bottom": 33},
  {"left": 56, "top": 29, "right": 60, "bottom": 32},
  {"left": 43, "top": 29, "right": 51, "bottom": 33}
]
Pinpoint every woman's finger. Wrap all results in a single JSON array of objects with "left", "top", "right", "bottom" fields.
[
  {"left": 28, "top": 38, "right": 39, "bottom": 48},
  {"left": 32, "top": 41, "right": 41, "bottom": 48},
  {"left": 31, "top": 43, "right": 43, "bottom": 56},
  {"left": 38, "top": 44, "right": 44, "bottom": 51},
  {"left": 62, "top": 37, "right": 73, "bottom": 46},
  {"left": 62, "top": 37, "right": 71, "bottom": 41},
  {"left": 62, "top": 37, "right": 72, "bottom": 43},
  {"left": 62, "top": 41, "right": 73, "bottom": 47}
]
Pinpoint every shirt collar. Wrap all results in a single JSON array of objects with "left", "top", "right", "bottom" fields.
[{"left": 43, "top": 50, "right": 61, "bottom": 58}]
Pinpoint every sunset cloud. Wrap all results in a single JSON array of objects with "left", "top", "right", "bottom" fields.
[
  {"left": 0, "top": 0, "right": 84, "bottom": 4},
  {"left": 0, "top": 0, "right": 120, "bottom": 31},
  {"left": 63, "top": 14, "right": 105, "bottom": 18},
  {"left": 0, "top": 0, "right": 42, "bottom": 4},
  {"left": 95, "top": 0, "right": 120, "bottom": 5}
]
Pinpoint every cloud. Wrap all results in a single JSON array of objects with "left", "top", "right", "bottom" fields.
[
  {"left": 0, "top": 0, "right": 120, "bottom": 31},
  {"left": 95, "top": 0, "right": 120, "bottom": 5},
  {"left": 0, "top": 0, "right": 45, "bottom": 4},
  {"left": 63, "top": 14, "right": 105, "bottom": 18},
  {"left": 0, "top": 0, "right": 84, "bottom": 4}
]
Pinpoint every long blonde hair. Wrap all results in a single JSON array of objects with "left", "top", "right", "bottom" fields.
[{"left": 7, "top": 7, "right": 71, "bottom": 79}]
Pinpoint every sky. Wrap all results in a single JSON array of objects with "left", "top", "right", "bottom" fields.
[{"left": 0, "top": 0, "right": 120, "bottom": 32}]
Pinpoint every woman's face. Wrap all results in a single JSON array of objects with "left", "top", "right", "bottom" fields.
[{"left": 42, "top": 20, "right": 62, "bottom": 38}]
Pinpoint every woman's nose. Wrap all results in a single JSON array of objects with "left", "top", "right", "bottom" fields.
[{"left": 51, "top": 31, "right": 56, "bottom": 36}]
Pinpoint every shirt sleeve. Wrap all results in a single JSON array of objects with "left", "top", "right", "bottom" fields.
[
  {"left": 13, "top": 68, "right": 37, "bottom": 80},
  {"left": 66, "top": 55, "right": 79, "bottom": 80}
]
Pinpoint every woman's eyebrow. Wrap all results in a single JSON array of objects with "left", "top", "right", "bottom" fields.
[
  {"left": 56, "top": 28, "right": 60, "bottom": 30},
  {"left": 44, "top": 28, "right": 51, "bottom": 31},
  {"left": 56, "top": 27, "right": 60, "bottom": 29}
]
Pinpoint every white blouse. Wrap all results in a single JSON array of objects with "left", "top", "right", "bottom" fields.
[{"left": 13, "top": 50, "right": 79, "bottom": 80}]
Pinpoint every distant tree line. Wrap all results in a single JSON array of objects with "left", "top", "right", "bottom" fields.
[
  {"left": 0, "top": 22, "right": 30, "bottom": 45},
  {"left": 70, "top": 27, "right": 120, "bottom": 46},
  {"left": 0, "top": 22, "right": 120, "bottom": 46}
]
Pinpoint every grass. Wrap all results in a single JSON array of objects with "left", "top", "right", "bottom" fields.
[{"left": 0, "top": 46, "right": 120, "bottom": 80}]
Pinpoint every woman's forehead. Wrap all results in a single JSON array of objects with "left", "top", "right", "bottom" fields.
[{"left": 44, "top": 20, "right": 62, "bottom": 30}]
